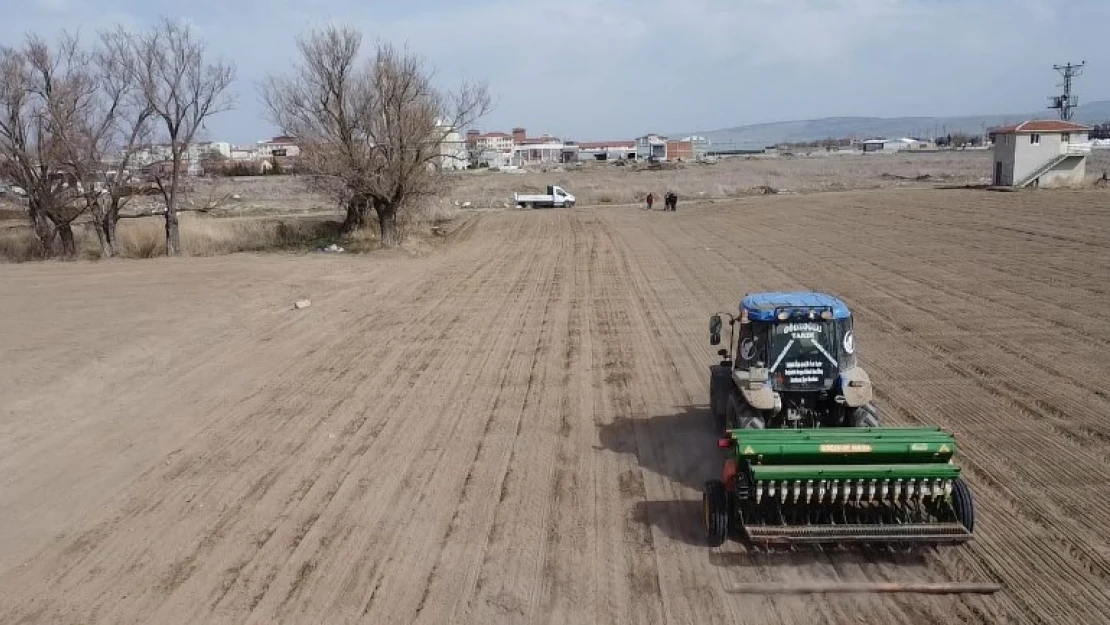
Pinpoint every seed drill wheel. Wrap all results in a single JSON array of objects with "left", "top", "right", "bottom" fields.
[
  {"left": 703, "top": 479, "right": 730, "bottom": 547},
  {"left": 952, "top": 477, "right": 975, "bottom": 533}
]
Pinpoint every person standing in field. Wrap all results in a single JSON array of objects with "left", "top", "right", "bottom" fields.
[{"left": 645, "top": 192, "right": 654, "bottom": 210}]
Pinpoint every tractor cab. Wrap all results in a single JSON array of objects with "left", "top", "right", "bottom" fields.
[
  {"left": 709, "top": 291, "right": 873, "bottom": 429},
  {"left": 733, "top": 292, "right": 855, "bottom": 392}
]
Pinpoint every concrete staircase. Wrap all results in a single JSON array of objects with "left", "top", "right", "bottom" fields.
[{"left": 1013, "top": 153, "right": 1084, "bottom": 188}]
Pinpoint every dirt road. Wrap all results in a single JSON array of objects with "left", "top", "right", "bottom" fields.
[{"left": 2, "top": 188, "right": 1109, "bottom": 624}]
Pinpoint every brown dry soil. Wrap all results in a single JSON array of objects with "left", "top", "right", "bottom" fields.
[{"left": 2, "top": 188, "right": 1109, "bottom": 625}]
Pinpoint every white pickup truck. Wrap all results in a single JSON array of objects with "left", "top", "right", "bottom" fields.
[{"left": 513, "top": 185, "right": 576, "bottom": 209}]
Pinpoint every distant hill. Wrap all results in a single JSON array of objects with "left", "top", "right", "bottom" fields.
[{"left": 689, "top": 100, "right": 1110, "bottom": 147}]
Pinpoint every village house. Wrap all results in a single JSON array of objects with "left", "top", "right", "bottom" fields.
[
  {"left": 989, "top": 120, "right": 1092, "bottom": 188},
  {"left": 636, "top": 134, "right": 668, "bottom": 161},
  {"left": 576, "top": 141, "right": 637, "bottom": 161}
]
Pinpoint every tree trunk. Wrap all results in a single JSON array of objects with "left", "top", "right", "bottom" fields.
[
  {"left": 375, "top": 202, "right": 399, "bottom": 247},
  {"left": 93, "top": 205, "right": 120, "bottom": 258},
  {"left": 93, "top": 213, "right": 110, "bottom": 257},
  {"left": 342, "top": 195, "right": 369, "bottom": 233},
  {"left": 165, "top": 156, "right": 181, "bottom": 256},
  {"left": 105, "top": 208, "right": 119, "bottom": 257},
  {"left": 28, "top": 203, "right": 56, "bottom": 259},
  {"left": 165, "top": 205, "right": 180, "bottom": 256},
  {"left": 56, "top": 223, "right": 77, "bottom": 259}
]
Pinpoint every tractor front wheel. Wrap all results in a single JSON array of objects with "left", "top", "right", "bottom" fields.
[
  {"left": 951, "top": 477, "right": 975, "bottom": 533},
  {"left": 703, "top": 479, "right": 730, "bottom": 547}
]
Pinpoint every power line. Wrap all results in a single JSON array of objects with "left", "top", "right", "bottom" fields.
[{"left": 1048, "top": 61, "right": 1085, "bottom": 121}]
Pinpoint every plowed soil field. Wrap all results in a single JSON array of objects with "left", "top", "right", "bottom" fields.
[{"left": 2, "top": 188, "right": 1109, "bottom": 625}]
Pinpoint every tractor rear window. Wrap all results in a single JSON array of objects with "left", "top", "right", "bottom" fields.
[{"left": 769, "top": 321, "right": 838, "bottom": 386}]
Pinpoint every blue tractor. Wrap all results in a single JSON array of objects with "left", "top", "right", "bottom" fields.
[
  {"left": 708, "top": 291, "right": 881, "bottom": 433},
  {"left": 703, "top": 291, "right": 977, "bottom": 547}
]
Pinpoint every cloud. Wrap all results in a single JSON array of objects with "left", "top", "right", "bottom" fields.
[
  {"left": 33, "top": 0, "right": 70, "bottom": 13},
  {"left": 3, "top": 0, "right": 1108, "bottom": 142}
]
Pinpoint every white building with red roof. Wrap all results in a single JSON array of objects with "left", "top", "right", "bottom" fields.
[
  {"left": 256, "top": 136, "right": 300, "bottom": 158},
  {"left": 990, "top": 120, "right": 1092, "bottom": 188}
]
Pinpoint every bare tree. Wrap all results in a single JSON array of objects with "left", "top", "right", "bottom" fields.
[
  {"left": 87, "top": 29, "right": 156, "bottom": 257},
  {"left": 46, "top": 28, "right": 156, "bottom": 258},
  {"left": 123, "top": 18, "right": 235, "bottom": 256},
  {"left": 0, "top": 43, "right": 52, "bottom": 252},
  {"left": 262, "top": 26, "right": 491, "bottom": 246},
  {"left": 0, "top": 35, "right": 90, "bottom": 258}
]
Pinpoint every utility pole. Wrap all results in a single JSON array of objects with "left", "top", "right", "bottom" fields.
[{"left": 1048, "top": 61, "right": 1085, "bottom": 121}]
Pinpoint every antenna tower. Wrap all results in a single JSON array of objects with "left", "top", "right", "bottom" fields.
[{"left": 1048, "top": 61, "right": 1085, "bottom": 121}]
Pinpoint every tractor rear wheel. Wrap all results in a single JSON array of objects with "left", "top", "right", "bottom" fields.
[
  {"left": 728, "top": 395, "right": 765, "bottom": 431},
  {"left": 709, "top": 366, "right": 731, "bottom": 433},
  {"left": 848, "top": 403, "right": 881, "bottom": 427},
  {"left": 703, "top": 479, "right": 730, "bottom": 547},
  {"left": 951, "top": 477, "right": 975, "bottom": 533}
]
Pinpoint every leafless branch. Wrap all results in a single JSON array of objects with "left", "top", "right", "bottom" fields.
[
  {"left": 120, "top": 17, "right": 236, "bottom": 255},
  {"left": 261, "top": 26, "right": 491, "bottom": 246},
  {"left": 0, "top": 33, "right": 94, "bottom": 257}
]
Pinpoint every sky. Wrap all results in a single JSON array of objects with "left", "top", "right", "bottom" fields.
[{"left": 3, "top": 0, "right": 1108, "bottom": 144}]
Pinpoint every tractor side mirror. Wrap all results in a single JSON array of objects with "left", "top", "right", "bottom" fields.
[{"left": 709, "top": 314, "right": 722, "bottom": 345}]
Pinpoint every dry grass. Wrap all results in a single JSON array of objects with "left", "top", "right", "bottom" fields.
[
  {"left": 125, "top": 217, "right": 346, "bottom": 257},
  {"left": 0, "top": 215, "right": 344, "bottom": 262},
  {"left": 0, "top": 204, "right": 460, "bottom": 262}
]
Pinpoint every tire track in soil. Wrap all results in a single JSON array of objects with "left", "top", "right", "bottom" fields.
[
  {"left": 155, "top": 241, "right": 517, "bottom": 623},
  {"left": 280, "top": 216, "right": 556, "bottom": 624},
  {"left": 528, "top": 213, "right": 596, "bottom": 624},
  {"left": 591, "top": 216, "right": 752, "bottom": 625},
  {"left": 251, "top": 231, "right": 524, "bottom": 614},
  {"left": 826, "top": 191, "right": 1110, "bottom": 305},
  {"left": 1, "top": 217, "right": 523, "bottom": 625},
  {"left": 1, "top": 261, "right": 429, "bottom": 621},
  {"left": 0, "top": 260, "right": 392, "bottom": 570},
  {"left": 397, "top": 249, "right": 559, "bottom": 621},
  {"left": 411, "top": 216, "right": 576, "bottom": 625},
  {"left": 404, "top": 255, "right": 565, "bottom": 623},
  {"left": 152, "top": 232, "right": 516, "bottom": 624},
  {"left": 313, "top": 217, "right": 562, "bottom": 624},
  {"left": 584, "top": 224, "right": 667, "bottom": 625},
  {"left": 458, "top": 214, "right": 572, "bottom": 623}
]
